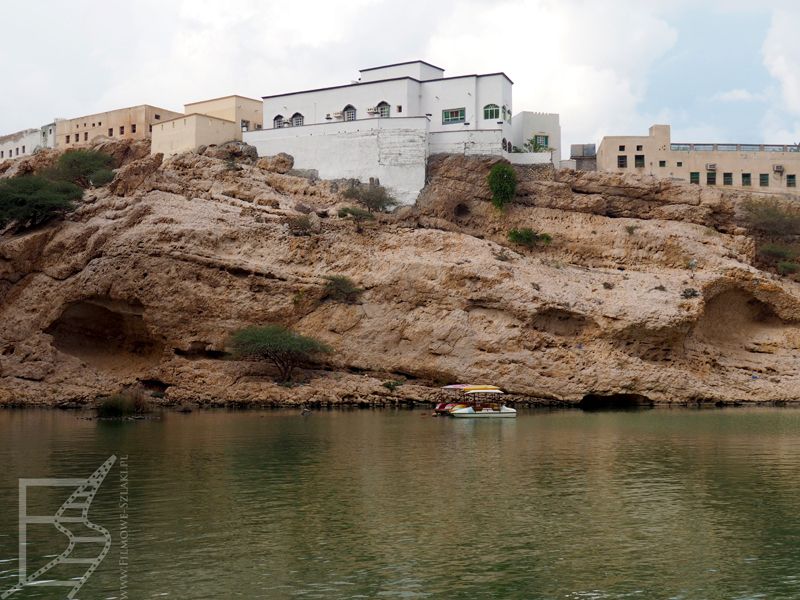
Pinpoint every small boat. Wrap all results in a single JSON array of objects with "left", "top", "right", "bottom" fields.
[{"left": 436, "top": 386, "right": 517, "bottom": 418}]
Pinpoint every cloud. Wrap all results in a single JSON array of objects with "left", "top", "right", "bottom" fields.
[
  {"left": 763, "top": 5, "right": 800, "bottom": 115},
  {"left": 711, "top": 89, "right": 767, "bottom": 103}
]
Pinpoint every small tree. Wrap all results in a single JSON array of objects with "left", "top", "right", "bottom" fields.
[
  {"left": 322, "top": 275, "right": 362, "bottom": 303},
  {"left": 508, "top": 227, "right": 552, "bottom": 247},
  {"left": 338, "top": 206, "right": 374, "bottom": 221},
  {"left": 48, "top": 149, "right": 114, "bottom": 188},
  {"left": 229, "top": 324, "right": 331, "bottom": 382},
  {"left": 0, "top": 175, "right": 83, "bottom": 231},
  {"left": 487, "top": 163, "right": 517, "bottom": 209},
  {"left": 342, "top": 181, "right": 398, "bottom": 212},
  {"left": 741, "top": 199, "right": 800, "bottom": 236}
]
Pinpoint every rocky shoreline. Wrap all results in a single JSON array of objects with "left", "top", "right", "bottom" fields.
[{"left": 3, "top": 141, "right": 800, "bottom": 407}]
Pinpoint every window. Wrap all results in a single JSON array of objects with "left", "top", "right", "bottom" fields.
[
  {"left": 723, "top": 172, "right": 733, "bottom": 186},
  {"left": 0, "top": 151, "right": 3, "bottom": 158},
  {"left": 120, "top": 126, "right": 125, "bottom": 135},
  {"left": 707, "top": 172, "right": 716, "bottom": 185},
  {"left": 617, "top": 155, "right": 627, "bottom": 168},
  {"left": 66, "top": 135, "right": 70, "bottom": 143},
  {"left": 677, "top": 161, "right": 683, "bottom": 167},
  {"left": 483, "top": 104, "right": 500, "bottom": 120},
  {"left": 291, "top": 113, "right": 304, "bottom": 127},
  {"left": 155, "top": 114, "right": 161, "bottom": 120},
  {"left": 376, "top": 101, "right": 390, "bottom": 118},
  {"left": 131, "top": 124, "right": 137, "bottom": 134},
  {"left": 742, "top": 173, "right": 751, "bottom": 186},
  {"left": 442, "top": 108, "right": 465, "bottom": 124},
  {"left": 343, "top": 105, "right": 357, "bottom": 121},
  {"left": 760, "top": 173, "right": 769, "bottom": 187},
  {"left": 84, "top": 132, "right": 88, "bottom": 141},
  {"left": 618, "top": 145, "right": 625, "bottom": 151},
  {"left": 659, "top": 160, "right": 666, "bottom": 167},
  {"left": 636, "top": 145, "right": 643, "bottom": 151},
  {"left": 255, "top": 123, "right": 262, "bottom": 130},
  {"left": 397, "top": 105, "right": 402, "bottom": 113},
  {"left": 149, "top": 125, "right": 152, "bottom": 133},
  {"left": 690, "top": 172, "right": 700, "bottom": 184},
  {"left": 108, "top": 128, "right": 113, "bottom": 137},
  {"left": 98, "top": 122, "right": 101, "bottom": 126},
  {"left": 634, "top": 155, "right": 645, "bottom": 168},
  {"left": 273, "top": 115, "right": 284, "bottom": 128},
  {"left": 21, "top": 145, "right": 25, "bottom": 153},
  {"left": 788, "top": 174, "right": 797, "bottom": 188},
  {"left": 15, "top": 148, "right": 19, "bottom": 155},
  {"left": 535, "top": 135, "right": 549, "bottom": 147}
]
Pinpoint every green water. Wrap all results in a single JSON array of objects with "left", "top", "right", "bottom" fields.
[{"left": 1, "top": 408, "right": 800, "bottom": 599}]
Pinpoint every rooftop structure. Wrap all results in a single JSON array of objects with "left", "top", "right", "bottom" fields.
[{"left": 55, "top": 104, "right": 183, "bottom": 150}]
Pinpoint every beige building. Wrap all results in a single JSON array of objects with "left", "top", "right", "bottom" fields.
[
  {"left": 150, "top": 95, "right": 263, "bottom": 157},
  {"left": 183, "top": 95, "right": 262, "bottom": 132},
  {"left": 151, "top": 114, "right": 241, "bottom": 157},
  {"left": 55, "top": 104, "right": 183, "bottom": 150},
  {"left": 598, "top": 124, "right": 800, "bottom": 193}
]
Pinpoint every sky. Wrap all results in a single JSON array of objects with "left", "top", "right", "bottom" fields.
[{"left": 2, "top": 0, "right": 800, "bottom": 158}]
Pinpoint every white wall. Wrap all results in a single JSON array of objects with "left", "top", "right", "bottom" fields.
[
  {"left": 245, "top": 117, "right": 429, "bottom": 205},
  {"left": 359, "top": 62, "right": 444, "bottom": 83},
  {"left": 511, "top": 112, "right": 561, "bottom": 160},
  {"left": 419, "top": 74, "right": 512, "bottom": 137},
  {"left": 507, "top": 152, "right": 553, "bottom": 165},
  {"left": 429, "top": 130, "right": 505, "bottom": 155},
  {"left": 263, "top": 79, "right": 421, "bottom": 128},
  {"left": 0, "top": 128, "right": 42, "bottom": 160}
]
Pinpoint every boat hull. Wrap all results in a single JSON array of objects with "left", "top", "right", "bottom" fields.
[{"left": 449, "top": 406, "right": 517, "bottom": 418}]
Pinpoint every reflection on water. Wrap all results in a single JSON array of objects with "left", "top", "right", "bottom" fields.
[{"left": 1, "top": 408, "right": 800, "bottom": 599}]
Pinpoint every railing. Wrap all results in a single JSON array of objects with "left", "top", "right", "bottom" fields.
[{"left": 670, "top": 143, "right": 800, "bottom": 153}]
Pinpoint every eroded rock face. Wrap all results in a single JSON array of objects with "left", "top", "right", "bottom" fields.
[
  {"left": 2, "top": 146, "right": 800, "bottom": 406},
  {"left": 257, "top": 153, "right": 294, "bottom": 174}
]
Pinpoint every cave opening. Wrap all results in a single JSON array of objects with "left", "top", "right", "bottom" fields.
[{"left": 579, "top": 393, "right": 654, "bottom": 411}]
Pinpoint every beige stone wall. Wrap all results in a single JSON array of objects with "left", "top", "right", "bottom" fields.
[
  {"left": 598, "top": 124, "right": 800, "bottom": 193},
  {"left": 151, "top": 114, "right": 240, "bottom": 157},
  {"left": 55, "top": 105, "right": 183, "bottom": 150},
  {"left": 183, "top": 96, "right": 263, "bottom": 132}
]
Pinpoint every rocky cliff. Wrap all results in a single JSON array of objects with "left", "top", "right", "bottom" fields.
[{"left": 2, "top": 142, "right": 800, "bottom": 407}]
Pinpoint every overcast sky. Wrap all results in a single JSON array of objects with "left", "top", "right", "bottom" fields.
[{"left": 2, "top": 0, "right": 800, "bottom": 157}]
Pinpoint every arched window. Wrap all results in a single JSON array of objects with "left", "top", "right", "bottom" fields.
[
  {"left": 291, "top": 112, "right": 304, "bottom": 127},
  {"left": 377, "top": 101, "right": 390, "bottom": 118},
  {"left": 273, "top": 115, "right": 284, "bottom": 128},
  {"left": 484, "top": 104, "right": 500, "bottom": 120},
  {"left": 343, "top": 105, "right": 357, "bottom": 122}
]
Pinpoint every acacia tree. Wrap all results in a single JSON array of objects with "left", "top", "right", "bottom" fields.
[{"left": 229, "top": 324, "right": 331, "bottom": 382}]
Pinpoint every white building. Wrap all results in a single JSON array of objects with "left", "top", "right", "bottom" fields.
[
  {"left": 0, "top": 123, "right": 56, "bottom": 160},
  {"left": 244, "top": 61, "right": 556, "bottom": 204},
  {"left": 511, "top": 112, "right": 561, "bottom": 161}
]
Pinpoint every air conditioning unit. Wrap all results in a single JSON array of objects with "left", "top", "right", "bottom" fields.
[
  {"left": 366, "top": 107, "right": 380, "bottom": 114},
  {"left": 332, "top": 111, "right": 343, "bottom": 119},
  {"left": 774, "top": 164, "right": 785, "bottom": 173},
  {"left": 705, "top": 163, "right": 717, "bottom": 171}
]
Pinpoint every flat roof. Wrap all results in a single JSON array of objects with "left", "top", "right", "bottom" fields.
[
  {"left": 359, "top": 60, "right": 444, "bottom": 73},
  {"left": 184, "top": 94, "right": 262, "bottom": 106},
  {"left": 261, "top": 72, "right": 513, "bottom": 100},
  {"left": 155, "top": 112, "right": 236, "bottom": 126},
  {"left": 59, "top": 104, "right": 182, "bottom": 121}
]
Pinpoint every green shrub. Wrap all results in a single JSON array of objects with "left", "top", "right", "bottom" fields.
[
  {"left": 0, "top": 175, "right": 82, "bottom": 230},
  {"left": 777, "top": 261, "right": 800, "bottom": 275},
  {"left": 681, "top": 288, "right": 700, "bottom": 299},
  {"left": 338, "top": 206, "right": 374, "bottom": 221},
  {"left": 229, "top": 324, "right": 331, "bottom": 381},
  {"left": 487, "top": 163, "right": 517, "bottom": 209},
  {"left": 322, "top": 275, "right": 362, "bottom": 303},
  {"left": 742, "top": 199, "right": 800, "bottom": 236},
  {"left": 287, "top": 214, "right": 313, "bottom": 236},
  {"left": 96, "top": 390, "right": 151, "bottom": 418},
  {"left": 625, "top": 225, "right": 640, "bottom": 235},
  {"left": 382, "top": 380, "right": 404, "bottom": 392},
  {"left": 49, "top": 149, "right": 114, "bottom": 187},
  {"left": 508, "top": 227, "right": 552, "bottom": 247},
  {"left": 89, "top": 169, "right": 115, "bottom": 187},
  {"left": 341, "top": 182, "right": 398, "bottom": 212},
  {"left": 759, "top": 243, "right": 796, "bottom": 261}
]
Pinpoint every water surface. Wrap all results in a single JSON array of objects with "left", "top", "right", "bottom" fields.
[{"left": 1, "top": 408, "right": 799, "bottom": 599}]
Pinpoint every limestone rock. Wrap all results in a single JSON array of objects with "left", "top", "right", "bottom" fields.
[
  {"left": 257, "top": 153, "right": 294, "bottom": 174},
  {"left": 2, "top": 150, "right": 800, "bottom": 407},
  {"left": 203, "top": 141, "right": 258, "bottom": 163}
]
